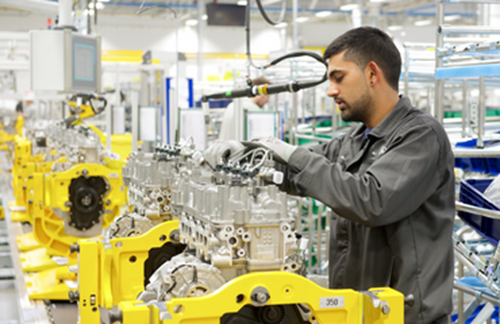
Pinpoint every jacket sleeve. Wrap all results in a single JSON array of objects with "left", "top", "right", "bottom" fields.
[
  {"left": 277, "top": 135, "right": 345, "bottom": 195},
  {"left": 285, "top": 125, "right": 443, "bottom": 227}
]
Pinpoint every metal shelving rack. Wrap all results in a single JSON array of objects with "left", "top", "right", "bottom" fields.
[
  {"left": 435, "top": 1, "right": 500, "bottom": 322},
  {"left": 435, "top": 0, "right": 500, "bottom": 150}
]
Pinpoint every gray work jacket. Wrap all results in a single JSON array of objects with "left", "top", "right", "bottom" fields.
[{"left": 280, "top": 96, "right": 455, "bottom": 324}]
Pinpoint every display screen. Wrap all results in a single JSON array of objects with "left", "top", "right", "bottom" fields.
[
  {"left": 206, "top": 4, "right": 245, "bottom": 27},
  {"left": 74, "top": 44, "right": 95, "bottom": 81},
  {"left": 72, "top": 35, "right": 98, "bottom": 91}
]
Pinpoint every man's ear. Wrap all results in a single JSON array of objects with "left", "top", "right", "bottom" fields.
[{"left": 366, "top": 61, "right": 381, "bottom": 86}]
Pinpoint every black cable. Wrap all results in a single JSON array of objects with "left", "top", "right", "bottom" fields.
[
  {"left": 136, "top": 0, "right": 177, "bottom": 18},
  {"left": 245, "top": 0, "right": 287, "bottom": 71},
  {"left": 255, "top": 0, "right": 286, "bottom": 26}
]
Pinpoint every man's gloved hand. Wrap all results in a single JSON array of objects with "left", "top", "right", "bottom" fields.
[
  {"left": 243, "top": 137, "right": 297, "bottom": 164},
  {"left": 202, "top": 140, "right": 244, "bottom": 169}
]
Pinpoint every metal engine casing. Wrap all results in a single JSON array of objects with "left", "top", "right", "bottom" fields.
[
  {"left": 139, "top": 172, "right": 303, "bottom": 302},
  {"left": 109, "top": 147, "right": 207, "bottom": 239},
  {"left": 174, "top": 181, "right": 298, "bottom": 273}
]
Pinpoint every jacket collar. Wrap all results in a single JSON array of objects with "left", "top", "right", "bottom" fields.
[{"left": 350, "top": 95, "right": 412, "bottom": 140}]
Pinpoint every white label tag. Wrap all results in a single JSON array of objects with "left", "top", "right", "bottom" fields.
[
  {"left": 319, "top": 296, "right": 345, "bottom": 309},
  {"left": 108, "top": 173, "right": 119, "bottom": 178}
]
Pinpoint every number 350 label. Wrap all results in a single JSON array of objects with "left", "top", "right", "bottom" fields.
[{"left": 319, "top": 296, "right": 345, "bottom": 309}]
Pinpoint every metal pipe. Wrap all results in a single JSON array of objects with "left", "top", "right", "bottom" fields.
[
  {"left": 293, "top": 0, "right": 299, "bottom": 50},
  {"left": 455, "top": 201, "right": 500, "bottom": 219},
  {"left": 58, "top": 0, "right": 72, "bottom": 27},
  {"left": 307, "top": 199, "right": 313, "bottom": 267},
  {"left": 438, "top": 25, "right": 500, "bottom": 35},
  {"left": 443, "top": 59, "right": 500, "bottom": 67},
  {"left": 454, "top": 281, "right": 500, "bottom": 305},
  {"left": 197, "top": 0, "right": 204, "bottom": 82},
  {"left": 453, "top": 149, "right": 500, "bottom": 158},
  {"left": 106, "top": 102, "right": 112, "bottom": 152},
  {"left": 434, "top": 0, "right": 444, "bottom": 124},
  {"left": 443, "top": 0, "right": 500, "bottom": 3},
  {"left": 478, "top": 77, "right": 485, "bottom": 148},
  {"left": 316, "top": 203, "right": 322, "bottom": 271},
  {"left": 462, "top": 80, "right": 467, "bottom": 138},
  {"left": 132, "top": 91, "right": 138, "bottom": 152},
  {"left": 458, "top": 261, "right": 465, "bottom": 324}
]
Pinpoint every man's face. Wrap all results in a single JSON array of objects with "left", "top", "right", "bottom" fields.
[{"left": 326, "top": 51, "right": 373, "bottom": 124}]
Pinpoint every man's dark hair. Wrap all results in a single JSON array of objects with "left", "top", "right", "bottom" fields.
[
  {"left": 15, "top": 101, "right": 23, "bottom": 114},
  {"left": 251, "top": 76, "right": 271, "bottom": 86},
  {"left": 323, "top": 26, "right": 401, "bottom": 91}
]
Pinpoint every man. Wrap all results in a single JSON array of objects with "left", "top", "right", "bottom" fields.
[
  {"left": 204, "top": 26, "right": 454, "bottom": 323},
  {"left": 218, "top": 76, "right": 271, "bottom": 140}
]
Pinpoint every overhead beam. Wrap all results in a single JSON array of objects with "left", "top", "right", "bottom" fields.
[
  {"left": 383, "top": 0, "right": 434, "bottom": 13},
  {"left": 0, "top": 0, "right": 58, "bottom": 14},
  {"left": 308, "top": 0, "right": 319, "bottom": 10}
]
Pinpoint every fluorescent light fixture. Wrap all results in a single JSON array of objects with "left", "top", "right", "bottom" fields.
[
  {"left": 88, "top": 2, "right": 104, "bottom": 9},
  {"left": 185, "top": 19, "right": 198, "bottom": 26},
  {"left": 98, "top": 0, "right": 111, "bottom": 2},
  {"left": 237, "top": 0, "right": 247, "bottom": 5},
  {"left": 297, "top": 16, "right": 310, "bottom": 23},
  {"left": 315, "top": 11, "right": 332, "bottom": 18},
  {"left": 414, "top": 20, "right": 432, "bottom": 26},
  {"left": 444, "top": 15, "right": 461, "bottom": 22},
  {"left": 340, "top": 4, "right": 359, "bottom": 11},
  {"left": 202, "top": 14, "right": 208, "bottom": 20},
  {"left": 387, "top": 25, "right": 402, "bottom": 31},
  {"left": 274, "top": 22, "right": 288, "bottom": 28}
]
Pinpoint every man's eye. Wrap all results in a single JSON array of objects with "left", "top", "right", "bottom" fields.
[{"left": 336, "top": 76, "right": 343, "bottom": 82}]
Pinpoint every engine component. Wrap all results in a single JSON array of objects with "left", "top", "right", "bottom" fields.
[
  {"left": 106, "top": 212, "right": 155, "bottom": 238},
  {"left": 68, "top": 175, "right": 107, "bottom": 232},
  {"left": 139, "top": 147, "right": 303, "bottom": 303},
  {"left": 138, "top": 253, "right": 226, "bottom": 302}
]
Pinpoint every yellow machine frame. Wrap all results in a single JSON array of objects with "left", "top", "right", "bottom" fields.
[
  {"left": 31, "top": 163, "right": 125, "bottom": 259},
  {"left": 113, "top": 272, "right": 403, "bottom": 324},
  {"left": 76, "top": 221, "right": 183, "bottom": 323},
  {"left": 23, "top": 163, "right": 127, "bottom": 299}
]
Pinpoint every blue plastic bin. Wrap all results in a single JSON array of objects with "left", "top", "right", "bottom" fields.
[{"left": 459, "top": 179, "right": 500, "bottom": 245}]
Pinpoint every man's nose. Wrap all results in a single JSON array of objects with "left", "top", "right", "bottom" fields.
[{"left": 327, "top": 82, "right": 339, "bottom": 98}]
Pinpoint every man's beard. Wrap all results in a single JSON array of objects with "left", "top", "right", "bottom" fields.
[{"left": 339, "top": 91, "right": 372, "bottom": 123}]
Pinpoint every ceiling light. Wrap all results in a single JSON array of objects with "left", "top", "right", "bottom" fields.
[
  {"left": 185, "top": 19, "right": 198, "bottom": 26},
  {"left": 237, "top": 0, "right": 247, "bottom": 5},
  {"left": 387, "top": 25, "right": 402, "bottom": 31},
  {"left": 444, "top": 15, "right": 462, "bottom": 22},
  {"left": 98, "top": 0, "right": 111, "bottom": 2},
  {"left": 315, "top": 11, "right": 332, "bottom": 18},
  {"left": 340, "top": 4, "right": 359, "bottom": 11},
  {"left": 296, "top": 17, "right": 309, "bottom": 23},
  {"left": 274, "top": 22, "right": 288, "bottom": 28},
  {"left": 96, "top": 2, "right": 105, "bottom": 10},
  {"left": 202, "top": 14, "right": 208, "bottom": 20},
  {"left": 414, "top": 20, "right": 432, "bottom": 26},
  {"left": 88, "top": 2, "right": 94, "bottom": 8}
]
